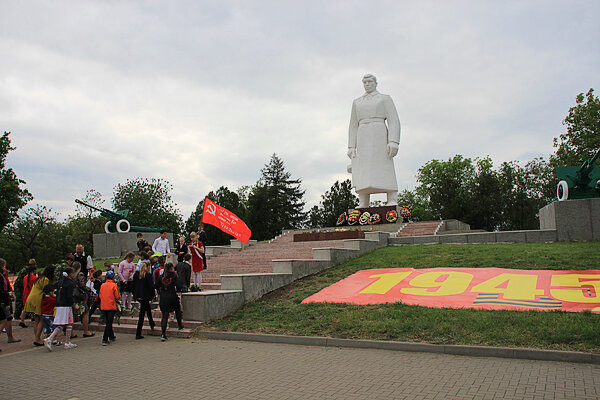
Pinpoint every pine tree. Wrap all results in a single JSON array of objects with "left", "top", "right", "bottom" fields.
[
  {"left": 319, "top": 180, "right": 358, "bottom": 227},
  {"left": 247, "top": 154, "right": 306, "bottom": 240}
]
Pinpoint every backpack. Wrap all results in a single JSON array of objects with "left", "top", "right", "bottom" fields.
[{"left": 72, "top": 272, "right": 86, "bottom": 302}]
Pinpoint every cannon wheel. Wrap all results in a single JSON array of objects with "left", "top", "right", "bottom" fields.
[
  {"left": 116, "top": 219, "right": 131, "bottom": 233},
  {"left": 104, "top": 221, "right": 113, "bottom": 233},
  {"left": 557, "top": 180, "right": 569, "bottom": 201}
]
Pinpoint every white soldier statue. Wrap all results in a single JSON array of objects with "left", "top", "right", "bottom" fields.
[{"left": 347, "top": 74, "right": 401, "bottom": 208}]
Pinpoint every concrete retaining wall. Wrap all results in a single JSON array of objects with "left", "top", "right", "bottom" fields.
[
  {"left": 440, "top": 219, "right": 471, "bottom": 232},
  {"left": 93, "top": 232, "right": 174, "bottom": 259},
  {"left": 182, "top": 290, "right": 245, "bottom": 322},
  {"left": 389, "top": 229, "right": 557, "bottom": 246}
]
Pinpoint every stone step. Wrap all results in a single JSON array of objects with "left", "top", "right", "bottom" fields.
[
  {"left": 201, "top": 283, "right": 221, "bottom": 290},
  {"left": 90, "top": 314, "right": 203, "bottom": 329},
  {"left": 14, "top": 313, "right": 197, "bottom": 337},
  {"left": 397, "top": 221, "right": 441, "bottom": 237},
  {"left": 108, "top": 323, "right": 193, "bottom": 338}
]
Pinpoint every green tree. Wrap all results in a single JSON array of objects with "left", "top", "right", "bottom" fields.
[
  {"left": 0, "top": 132, "right": 32, "bottom": 230},
  {"left": 497, "top": 158, "right": 553, "bottom": 231},
  {"left": 0, "top": 205, "right": 70, "bottom": 271},
  {"left": 246, "top": 182, "right": 276, "bottom": 241},
  {"left": 416, "top": 155, "right": 475, "bottom": 221},
  {"left": 309, "top": 179, "right": 358, "bottom": 228},
  {"left": 464, "top": 157, "right": 504, "bottom": 232},
  {"left": 112, "top": 178, "right": 182, "bottom": 234},
  {"left": 69, "top": 189, "right": 107, "bottom": 253},
  {"left": 247, "top": 154, "right": 306, "bottom": 240},
  {"left": 552, "top": 88, "right": 600, "bottom": 166},
  {"left": 185, "top": 186, "right": 246, "bottom": 245},
  {"left": 306, "top": 205, "right": 323, "bottom": 228},
  {"left": 397, "top": 189, "right": 435, "bottom": 222},
  {"left": 236, "top": 185, "right": 251, "bottom": 217},
  {"left": 414, "top": 155, "right": 554, "bottom": 231}
]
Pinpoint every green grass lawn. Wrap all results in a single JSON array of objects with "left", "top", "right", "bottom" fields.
[
  {"left": 92, "top": 257, "right": 128, "bottom": 269},
  {"left": 205, "top": 242, "right": 600, "bottom": 353}
]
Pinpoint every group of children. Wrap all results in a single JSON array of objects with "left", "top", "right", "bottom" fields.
[
  {"left": 42, "top": 265, "right": 121, "bottom": 350},
  {"left": 41, "top": 250, "right": 192, "bottom": 350},
  {"left": 135, "top": 231, "right": 206, "bottom": 291},
  {"left": 2, "top": 228, "right": 207, "bottom": 352}
]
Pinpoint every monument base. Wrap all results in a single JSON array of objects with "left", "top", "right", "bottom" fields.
[
  {"left": 335, "top": 205, "right": 402, "bottom": 227},
  {"left": 539, "top": 198, "right": 600, "bottom": 241},
  {"left": 93, "top": 232, "right": 175, "bottom": 259}
]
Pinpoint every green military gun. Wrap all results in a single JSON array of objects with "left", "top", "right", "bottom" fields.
[
  {"left": 75, "top": 199, "right": 163, "bottom": 233},
  {"left": 555, "top": 147, "right": 600, "bottom": 201}
]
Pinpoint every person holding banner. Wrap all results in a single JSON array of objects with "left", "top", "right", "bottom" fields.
[
  {"left": 197, "top": 224, "right": 208, "bottom": 270},
  {"left": 189, "top": 232, "right": 204, "bottom": 286}
]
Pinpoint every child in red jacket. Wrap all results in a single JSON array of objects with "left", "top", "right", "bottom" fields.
[{"left": 99, "top": 271, "right": 120, "bottom": 346}]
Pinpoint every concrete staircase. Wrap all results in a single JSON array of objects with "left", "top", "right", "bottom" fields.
[
  {"left": 182, "top": 230, "right": 390, "bottom": 322},
  {"left": 201, "top": 232, "right": 346, "bottom": 291},
  {"left": 397, "top": 221, "right": 442, "bottom": 237},
  {"left": 23, "top": 304, "right": 200, "bottom": 339}
]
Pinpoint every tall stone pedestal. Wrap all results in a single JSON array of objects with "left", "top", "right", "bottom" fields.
[
  {"left": 539, "top": 198, "right": 600, "bottom": 241},
  {"left": 93, "top": 232, "right": 174, "bottom": 259}
]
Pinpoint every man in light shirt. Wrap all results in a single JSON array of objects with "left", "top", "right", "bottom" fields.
[
  {"left": 152, "top": 230, "right": 171, "bottom": 256},
  {"left": 74, "top": 244, "right": 94, "bottom": 279}
]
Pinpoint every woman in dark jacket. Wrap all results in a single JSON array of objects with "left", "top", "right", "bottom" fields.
[
  {"left": 44, "top": 267, "right": 77, "bottom": 350},
  {"left": 154, "top": 262, "right": 183, "bottom": 341},
  {"left": 132, "top": 261, "right": 155, "bottom": 339}
]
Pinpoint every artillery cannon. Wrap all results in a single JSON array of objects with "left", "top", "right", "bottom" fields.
[
  {"left": 555, "top": 147, "right": 600, "bottom": 201},
  {"left": 75, "top": 199, "right": 163, "bottom": 233}
]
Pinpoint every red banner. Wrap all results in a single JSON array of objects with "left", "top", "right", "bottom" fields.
[
  {"left": 201, "top": 197, "right": 251, "bottom": 244},
  {"left": 302, "top": 267, "right": 600, "bottom": 313}
]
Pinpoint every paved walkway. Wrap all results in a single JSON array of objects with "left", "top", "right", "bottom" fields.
[{"left": 1, "top": 334, "right": 599, "bottom": 399}]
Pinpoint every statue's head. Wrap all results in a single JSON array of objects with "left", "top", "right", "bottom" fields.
[{"left": 362, "top": 74, "right": 377, "bottom": 93}]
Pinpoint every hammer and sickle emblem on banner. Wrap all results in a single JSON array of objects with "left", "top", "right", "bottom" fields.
[{"left": 206, "top": 203, "right": 217, "bottom": 216}]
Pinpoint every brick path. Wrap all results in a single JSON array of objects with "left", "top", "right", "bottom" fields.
[{"left": 2, "top": 334, "right": 599, "bottom": 399}]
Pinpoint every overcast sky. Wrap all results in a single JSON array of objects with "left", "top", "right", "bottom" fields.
[{"left": 1, "top": 0, "right": 599, "bottom": 221}]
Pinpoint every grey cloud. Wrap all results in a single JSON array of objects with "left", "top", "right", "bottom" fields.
[{"left": 1, "top": 0, "right": 598, "bottom": 219}]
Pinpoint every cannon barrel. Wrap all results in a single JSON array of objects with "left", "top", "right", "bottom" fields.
[
  {"left": 74, "top": 199, "right": 129, "bottom": 220},
  {"left": 575, "top": 147, "right": 600, "bottom": 185},
  {"left": 75, "top": 199, "right": 105, "bottom": 213}
]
